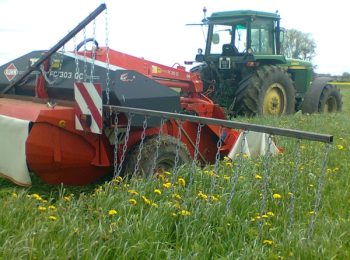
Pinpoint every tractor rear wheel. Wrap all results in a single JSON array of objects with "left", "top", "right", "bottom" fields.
[
  {"left": 318, "top": 85, "right": 342, "bottom": 113},
  {"left": 124, "top": 135, "right": 191, "bottom": 177},
  {"left": 234, "top": 65, "right": 295, "bottom": 116}
]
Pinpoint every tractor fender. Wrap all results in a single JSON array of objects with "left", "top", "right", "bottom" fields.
[{"left": 301, "top": 77, "right": 331, "bottom": 114}]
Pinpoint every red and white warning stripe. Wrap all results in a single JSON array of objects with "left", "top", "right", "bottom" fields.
[{"left": 74, "top": 82, "right": 103, "bottom": 134}]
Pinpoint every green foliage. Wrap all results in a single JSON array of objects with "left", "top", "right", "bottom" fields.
[
  {"left": 281, "top": 29, "right": 317, "bottom": 62},
  {"left": 1, "top": 87, "right": 350, "bottom": 259}
]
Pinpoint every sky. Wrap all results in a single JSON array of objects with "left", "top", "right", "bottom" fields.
[{"left": 0, "top": 0, "right": 349, "bottom": 76}]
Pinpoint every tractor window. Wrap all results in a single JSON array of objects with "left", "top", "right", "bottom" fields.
[
  {"left": 251, "top": 20, "right": 275, "bottom": 54},
  {"left": 210, "top": 24, "right": 233, "bottom": 54},
  {"left": 234, "top": 24, "right": 247, "bottom": 53}
]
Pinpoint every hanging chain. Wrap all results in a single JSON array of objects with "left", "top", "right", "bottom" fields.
[
  {"left": 189, "top": 123, "right": 203, "bottom": 187},
  {"left": 173, "top": 120, "right": 183, "bottom": 176},
  {"left": 288, "top": 138, "right": 302, "bottom": 231},
  {"left": 132, "top": 116, "right": 148, "bottom": 177},
  {"left": 73, "top": 36, "right": 80, "bottom": 82},
  {"left": 116, "top": 113, "right": 134, "bottom": 176},
  {"left": 150, "top": 118, "right": 165, "bottom": 177},
  {"left": 225, "top": 130, "right": 247, "bottom": 214},
  {"left": 307, "top": 143, "right": 332, "bottom": 239},
  {"left": 258, "top": 134, "right": 273, "bottom": 239},
  {"left": 89, "top": 19, "right": 97, "bottom": 83},
  {"left": 214, "top": 126, "right": 224, "bottom": 173},
  {"left": 104, "top": 8, "right": 111, "bottom": 105},
  {"left": 113, "top": 112, "right": 119, "bottom": 179},
  {"left": 211, "top": 126, "right": 224, "bottom": 193},
  {"left": 82, "top": 27, "right": 88, "bottom": 82}
]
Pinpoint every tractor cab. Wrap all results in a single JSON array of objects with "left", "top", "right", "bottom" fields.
[{"left": 196, "top": 10, "right": 283, "bottom": 68}]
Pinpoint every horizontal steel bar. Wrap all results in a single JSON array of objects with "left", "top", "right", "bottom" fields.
[{"left": 105, "top": 105, "right": 333, "bottom": 144}]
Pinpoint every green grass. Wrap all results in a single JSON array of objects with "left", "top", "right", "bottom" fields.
[{"left": 1, "top": 87, "right": 350, "bottom": 259}]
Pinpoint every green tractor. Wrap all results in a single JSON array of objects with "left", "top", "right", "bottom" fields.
[{"left": 191, "top": 10, "right": 342, "bottom": 116}]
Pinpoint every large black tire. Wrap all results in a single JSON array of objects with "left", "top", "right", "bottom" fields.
[
  {"left": 123, "top": 135, "right": 191, "bottom": 177},
  {"left": 234, "top": 65, "right": 296, "bottom": 116},
  {"left": 318, "top": 85, "right": 342, "bottom": 113}
]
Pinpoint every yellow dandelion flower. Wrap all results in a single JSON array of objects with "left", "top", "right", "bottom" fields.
[
  {"left": 48, "top": 205, "right": 56, "bottom": 211},
  {"left": 197, "top": 191, "right": 208, "bottom": 201},
  {"left": 337, "top": 144, "right": 344, "bottom": 150},
  {"left": 272, "top": 193, "right": 282, "bottom": 199},
  {"left": 127, "top": 189, "right": 139, "bottom": 196},
  {"left": 164, "top": 171, "right": 172, "bottom": 176},
  {"left": 211, "top": 195, "right": 220, "bottom": 202},
  {"left": 38, "top": 206, "right": 47, "bottom": 212},
  {"left": 288, "top": 192, "right": 293, "bottom": 196},
  {"left": 242, "top": 153, "right": 249, "bottom": 159},
  {"left": 309, "top": 184, "right": 314, "bottom": 188},
  {"left": 177, "top": 177, "right": 186, "bottom": 187},
  {"left": 163, "top": 182, "right": 172, "bottom": 189},
  {"left": 267, "top": 211, "right": 274, "bottom": 217},
  {"left": 128, "top": 198, "right": 137, "bottom": 205},
  {"left": 32, "top": 194, "right": 43, "bottom": 201},
  {"left": 108, "top": 209, "right": 118, "bottom": 216},
  {"left": 112, "top": 176, "right": 123, "bottom": 183},
  {"left": 12, "top": 192, "right": 18, "bottom": 198},
  {"left": 225, "top": 162, "right": 233, "bottom": 167},
  {"left": 172, "top": 193, "right": 182, "bottom": 200},
  {"left": 263, "top": 239, "right": 273, "bottom": 246},
  {"left": 223, "top": 175, "right": 230, "bottom": 181},
  {"left": 255, "top": 174, "right": 262, "bottom": 180},
  {"left": 308, "top": 211, "right": 316, "bottom": 215},
  {"left": 171, "top": 212, "right": 177, "bottom": 217},
  {"left": 154, "top": 189, "right": 162, "bottom": 195},
  {"left": 142, "top": 196, "right": 151, "bottom": 205},
  {"left": 151, "top": 203, "right": 158, "bottom": 208},
  {"left": 48, "top": 216, "right": 57, "bottom": 221},
  {"left": 223, "top": 156, "right": 230, "bottom": 161},
  {"left": 64, "top": 196, "right": 71, "bottom": 202},
  {"left": 262, "top": 214, "right": 268, "bottom": 219},
  {"left": 180, "top": 210, "right": 191, "bottom": 216}
]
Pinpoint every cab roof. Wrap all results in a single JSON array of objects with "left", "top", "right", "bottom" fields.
[{"left": 209, "top": 10, "right": 280, "bottom": 21}]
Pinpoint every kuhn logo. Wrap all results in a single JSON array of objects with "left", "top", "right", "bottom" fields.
[
  {"left": 120, "top": 72, "right": 135, "bottom": 82},
  {"left": 4, "top": 63, "right": 18, "bottom": 81}
]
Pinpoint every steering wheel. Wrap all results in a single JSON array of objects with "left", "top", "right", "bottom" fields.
[{"left": 75, "top": 38, "right": 99, "bottom": 51}]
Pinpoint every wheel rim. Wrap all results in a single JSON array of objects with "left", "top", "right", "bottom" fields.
[
  {"left": 263, "top": 83, "right": 287, "bottom": 115},
  {"left": 323, "top": 96, "right": 337, "bottom": 113}
]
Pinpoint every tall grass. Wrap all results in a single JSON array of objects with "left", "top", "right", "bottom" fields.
[{"left": 0, "top": 86, "right": 349, "bottom": 259}]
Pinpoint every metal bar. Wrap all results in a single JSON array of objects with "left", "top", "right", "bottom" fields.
[
  {"left": 106, "top": 105, "right": 333, "bottom": 144},
  {"left": 1, "top": 3, "right": 107, "bottom": 94}
]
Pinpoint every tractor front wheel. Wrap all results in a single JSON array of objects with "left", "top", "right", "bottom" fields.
[
  {"left": 318, "top": 85, "right": 342, "bottom": 113},
  {"left": 234, "top": 65, "right": 295, "bottom": 116}
]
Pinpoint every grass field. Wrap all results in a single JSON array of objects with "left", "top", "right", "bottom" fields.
[{"left": 0, "top": 86, "right": 349, "bottom": 259}]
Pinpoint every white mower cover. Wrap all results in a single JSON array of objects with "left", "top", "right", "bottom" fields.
[
  {"left": 228, "top": 131, "right": 279, "bottom": 159},
  {"left": 0, "top": 115, "right": 31, "bottom": 186}
]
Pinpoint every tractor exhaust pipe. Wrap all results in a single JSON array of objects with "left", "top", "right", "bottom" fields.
[{"left": 1, "top": 3, "right": 107, "bottom": 94}]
